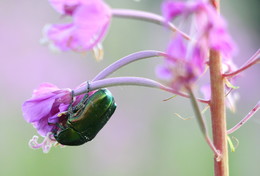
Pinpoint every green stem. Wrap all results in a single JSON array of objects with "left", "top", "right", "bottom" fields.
[{"left": 188, "top": 87, "right": 220, "bottom": 157}]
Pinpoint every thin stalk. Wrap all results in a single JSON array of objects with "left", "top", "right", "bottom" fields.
[
  {"left": 227, "top": 101, "right": 260, "bottom": 134},
  {"left": 73, "top": 76, "right": 209, "bottom": 104},
  {"left": 93, "top": 50, "right": 164, "bottom": 81},
  {"left": 112, "top": 9, "right": 191, "bottom": 40},
  {"left": 75, "top": 77, "right": 165, "bottom": 95},
  {"left": 223, "top": 49, "right": 260, "bottom": 78}
]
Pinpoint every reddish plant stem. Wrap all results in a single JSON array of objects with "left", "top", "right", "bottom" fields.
[
  {"left": 209, "top": 50, "right": 229, "bottom": 176},
  {"left": 209, "top": 1, "right": 229, "bottom": 175}
]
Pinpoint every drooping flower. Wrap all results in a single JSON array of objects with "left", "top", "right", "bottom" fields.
[
  {"left": 22, "top": 83, "right": 73, "bottom": 152},
  {"left": 162, "top": 0, "right": 236, "bottom": 58},
  {"left": 22, "top": 82, "right": 96, "bottom": 152},
  {"left": 42, "top": 0, "right": 111, "bottom": 55},
  {"left": 156, "top": 35, "right": 206, "bottom": 90},
  {"left": 22, "top": 83, "right": 73, "bottom": 137}
]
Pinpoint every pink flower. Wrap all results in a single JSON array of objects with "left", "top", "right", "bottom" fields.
[
  {"left": 156, "top": 35, "right": 206, "bottom": 90},
  {"left": 162, "top": 0, "right": 236, "bottom": 58},
  {"left": 22, "top": 83, "right": 73, "bottom": 137},
  {"left": 43, "top": 0, "right": 111, "bottom": 52},
  {"left": 22, "top": 82, "right": 95, "bottom": 152},
  {"left": 162, "top": 1, "right": 190, "bottom": 21}
]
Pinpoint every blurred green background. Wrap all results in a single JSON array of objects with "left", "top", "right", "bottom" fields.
[{"left": 0, "top": 0, "right": 259, "bottom": 175}]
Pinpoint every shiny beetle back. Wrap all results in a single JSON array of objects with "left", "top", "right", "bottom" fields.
[{"left": 54, "top": 89, "right": 116, "bottom": 146}]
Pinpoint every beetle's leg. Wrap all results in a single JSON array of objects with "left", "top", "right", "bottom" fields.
[
  {"left": 67, "top": 85, "right": 90, "bottom": 115},
  {"left": 55, "top": 123, "right": 66, "bottom": 130},
  {"left": 70, "top": 82, "right": 90, "bottom": 113},
  {"left": 67, "top": 90, "right": 75, "bottom": 113},
  {"left": 71, "top": 93, "right": 89, "bottom": 113},
  {"left": 48, "top": 122, "right": 64, "bottom": 131}
]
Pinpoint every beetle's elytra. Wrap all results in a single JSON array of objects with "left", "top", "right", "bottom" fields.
[{"left": 54, "top": 89, "right": 117, "bottom": 146}]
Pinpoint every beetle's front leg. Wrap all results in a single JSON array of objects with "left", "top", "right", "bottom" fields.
[
  {"left": 70, "top": 93, "right": 90, "bottom": 114},
  {"left": 55, "top": 122, "right": 67, "bottom": 130}
]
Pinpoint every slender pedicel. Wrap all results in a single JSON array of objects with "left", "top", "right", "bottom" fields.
[
  {"left": 74, "top": 77, "right": 209, "bottom": 104},
  {"left": 223, "top": 49, "right": 260, "bottom": 78},
  {"left": 76, "top": 76, "right": 173, "bottom": 95},
  {"left": 112, "top": 9, "right": 191, "bottom": 40},
  {"left": 227, "top": 101, "right": 260, "bottom": 134},
  {"left": 93, "top": 50, "right": 164, "bottom": 81}
]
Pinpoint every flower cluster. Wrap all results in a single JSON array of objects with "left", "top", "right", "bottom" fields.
[
  {"left": 163, "top": 0, "right": 236, "bottom": 58},
  {"left": 42, "top": 0, "right": 111, "bottom": 53},
  {"left": 157, "top": 0, "right": 236, "bottom": 91}
]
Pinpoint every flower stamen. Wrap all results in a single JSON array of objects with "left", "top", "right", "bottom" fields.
[{"left": 28, "top": 132, "right": 57, "bottom": 153}]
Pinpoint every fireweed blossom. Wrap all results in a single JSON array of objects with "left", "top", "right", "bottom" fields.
[
  {"left": 42, "top": 0, "right": 111, "bottom": 54},
  {"left": 162, "top": 0, "right": 239, "bottom": 92},
  {"left": 156, "top": 35, "right": 206, "bottom": 91},
  {"left": 162, "top": 0, "right": 236, "bottom": 59},
  {"left": 22, "top": 83, "right": 74, "bottom": 153}
]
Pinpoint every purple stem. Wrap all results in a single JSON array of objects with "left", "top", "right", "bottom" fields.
[
  {"left": 112, "top": 9, "right": 191, "bottom": 40},
  {"left": 73, "top": 76, "right": 209, "bottom": 104},
  {"left": 227, "top": 101, "right": 260, "bottom": 134},
  {"left": 92, "top": 50, "right": 164, "bottom": 81},
  {"left": 75, "top": 77, "right": 165, "bottom": 95}
]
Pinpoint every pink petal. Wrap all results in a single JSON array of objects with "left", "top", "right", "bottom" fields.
[
  {"left": 200, "top": 84, "right": 211, "bottom": 100},
  {"left": 209, "top": 27, "right": 237, "bottom": 58},
  {"left": 22, "top": 83, "right": 72, "bottom": 137},
  {"left": 45, "top": 0, "right": 111, "bottom": 52},
  {"left": 32, "top": 82, "right": 60, "bottom": 97},
  {"left": 162, "top": 1, "right": 188, "bottom": 21},
  {"left": 156, "top": 64, "right": 173, "bottom": 80},
  {"left": 46, "top": 23, "right": 75, "bottom": 51},
  {"left": 167, "top": 35, "right": 187, "bottom": 61},
  {"left": 22, "top": 98, "right": 55, "bottom": 123},
  {"left": 73, "top": 0, "right": 111, "bottom": 49},
  {"left": 49, "top": 0, "right": 80, "bottom": 14}
]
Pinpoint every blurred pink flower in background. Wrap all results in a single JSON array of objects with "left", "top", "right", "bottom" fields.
[
  {"left": 156, "top": 35, "right": 206, "bottom": 90},
  {"left": 162, "top": 0, "right": 236, "bottom": 58},
  {"left": 42, "top": 0, "right": 111, "bottom": 52}
]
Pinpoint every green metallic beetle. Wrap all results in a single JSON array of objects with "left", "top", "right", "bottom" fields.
[{"left": 53, "top": 89, "right": 117, "bottom": 146}]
